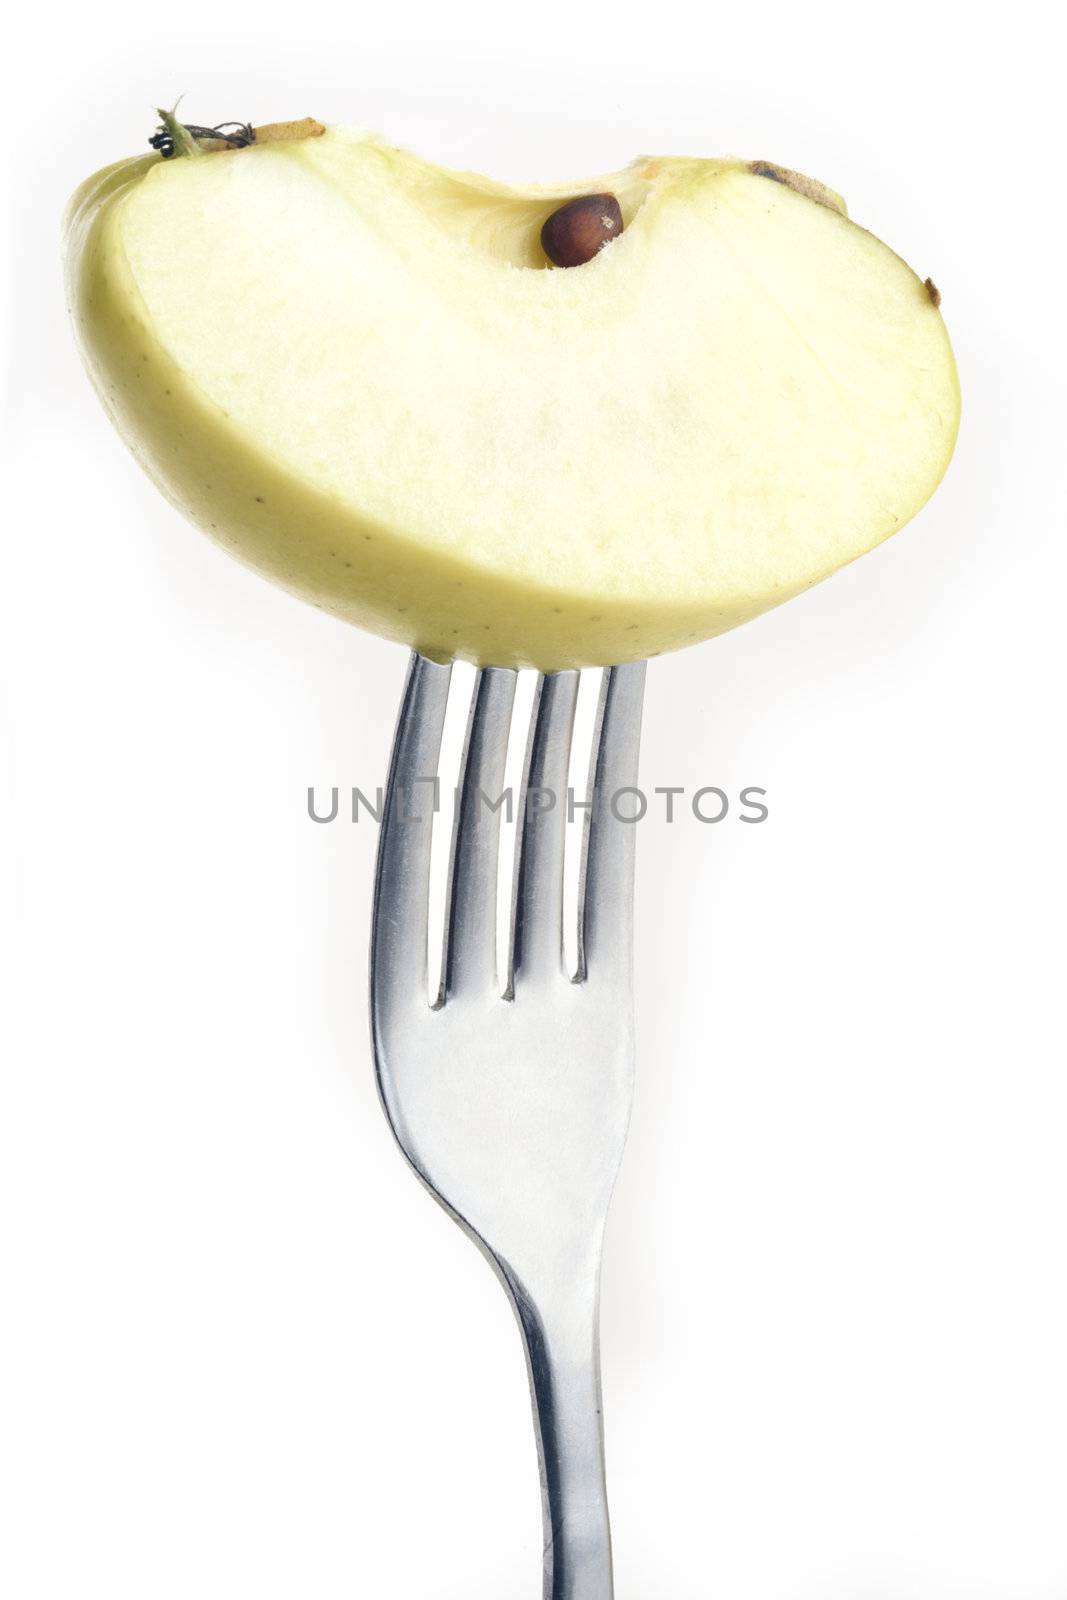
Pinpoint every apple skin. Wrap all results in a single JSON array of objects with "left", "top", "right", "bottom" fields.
[{"left": 65, "top": 132, "right": 959, "bottom": 669}]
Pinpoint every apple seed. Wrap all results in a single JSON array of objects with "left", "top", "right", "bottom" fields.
[{"left": 541, "top": 194, "right": 624, "bottom": 268}]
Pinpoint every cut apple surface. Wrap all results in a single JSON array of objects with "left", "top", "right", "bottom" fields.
[{"left": 65, "top": 125, "right": 959, "bottom": 668}]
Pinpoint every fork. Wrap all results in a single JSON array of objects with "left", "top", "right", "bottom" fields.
[{"left": 370, "top": 651, "right": 646, "bottom": 1600}]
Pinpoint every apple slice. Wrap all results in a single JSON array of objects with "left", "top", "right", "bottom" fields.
[{"left": 65, "top": 123, "right": 958, "bottom": 668}]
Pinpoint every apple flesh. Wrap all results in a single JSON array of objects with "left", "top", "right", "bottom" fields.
[{"left": 64, "top": 125, "right": 959, "bottom": 668}]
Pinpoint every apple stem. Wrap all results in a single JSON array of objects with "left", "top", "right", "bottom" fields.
[{"left": 150, "top": 106, "right": 254, "bottom": 160}]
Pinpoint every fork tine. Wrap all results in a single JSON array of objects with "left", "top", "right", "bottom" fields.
[
  {"left": 509, "top": 670, "right": 579, "bottom": 990},
  {"left": 370, "top": 652, "right": 452, "bottom": 1010},
  {"left": 443, "top": 667, "right": 517, "bottom": 999},
  {"left": 577, "top": 661, "right": 647, "bottom": 982}
]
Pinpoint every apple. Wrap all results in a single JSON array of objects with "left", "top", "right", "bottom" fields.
[{"left": 64, "top": 119, "right": 959, "bottom": 668}]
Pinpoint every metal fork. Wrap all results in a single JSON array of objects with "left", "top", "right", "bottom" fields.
[{"left": 370, "top": 651, "right": 646, "bottom": 1600}]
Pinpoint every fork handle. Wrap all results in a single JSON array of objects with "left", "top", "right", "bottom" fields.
[{"left": 508, "top": 1272, "right": 615, "bottom": 1600}]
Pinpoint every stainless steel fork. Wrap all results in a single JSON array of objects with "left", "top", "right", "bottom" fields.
[{"left": 370, "top": 651, "right": 646, "bottom": 1600}]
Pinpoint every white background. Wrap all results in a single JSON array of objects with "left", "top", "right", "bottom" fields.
[{"left": 2, "top": 2, "right": 1066, "bottom": 1595}]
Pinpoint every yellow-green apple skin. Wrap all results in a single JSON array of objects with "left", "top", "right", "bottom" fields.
[{"left": 64, "top": 127, "right": 959, "bottom": 668}]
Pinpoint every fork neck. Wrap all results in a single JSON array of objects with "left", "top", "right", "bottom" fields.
[{"left": 506, "top": 1268, "right": 615, "bottom": 1600}]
